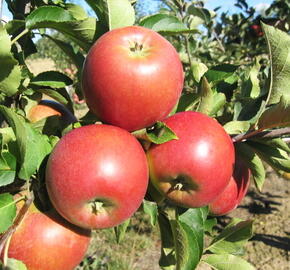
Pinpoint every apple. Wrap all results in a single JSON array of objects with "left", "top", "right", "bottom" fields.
[
  {"left": 82, "top": 25, "right": 184, "bottom": 132},
  {"left": 209, "top": 157, "right": 251, "bottom": 216},
  {"left": 249, "top": 24, "right": 264, "bottom": 38},
  {"left": 146, "top": 111, "right": 235, "bottom": 208},
  {"left": 27, "top": 100, "right": 77, "bottom": 124},
  {"left": 6, "top": 207, "right": 91, "bottom": 270},
  {"left": 46, "top": 124, "right": 149, "bottom": 229}
]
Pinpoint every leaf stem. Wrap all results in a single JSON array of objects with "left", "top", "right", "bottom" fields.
[{"left": 11, "top": 28, "right": 29, "bottom": 45}]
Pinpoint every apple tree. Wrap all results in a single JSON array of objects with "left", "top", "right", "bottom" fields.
[{"left": 0, "top": 0, "right": 290, "bottom": 269}]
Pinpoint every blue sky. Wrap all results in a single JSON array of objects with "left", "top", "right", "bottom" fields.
[{"left": 1, "top": 0, "right": 274, "bottom": 21}]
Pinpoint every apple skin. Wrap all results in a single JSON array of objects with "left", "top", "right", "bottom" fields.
[
  {"left": 6, "top": 209, "right": 91, "bottom": 270},
  {"left": 209, "top": 158, "right": 251, "bottom": 216},
  {"left": 27, "top": 100, "right": 77, "bottom": 124},
  {"left": 146, "top": 111, "right": 235, "bottom": 208},
  {"left": 82, "top": 25, "right": 184, "bottom": 132},
  {"left": 46, "top": 124, "right": 149, "bottom": 229}
]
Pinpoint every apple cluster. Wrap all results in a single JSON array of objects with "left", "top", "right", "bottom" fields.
[{"left": 6, "top": 26, "right": 251, "bottom": 270}]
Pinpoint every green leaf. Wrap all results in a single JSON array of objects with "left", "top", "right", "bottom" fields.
[
  {"left": 203, "top": 254, "right": 255, "bottom": 270},
  {"left": 0, "top": 127, "right": 16, "bottom": 145},
  {"left": 107, "top": 0, "right": 135, "bottom": 30},
  {"left": 114, "top": 218, "right": 130, "bottom": 244},
  {"left": 5, "top": 20, "right": 25, "bottom": 35},
  {"left": 0, "top": 258, "right": 28, "bottom": 270},
  {"left": 140, "top": 14, "right": 198, "bottom": 35},
  {"left": 208, "top": 220, "right": 253, "bottom": 255},
  {"left": 258, "top": 95, "right": 290, "bottom": 129},
  {"left": 158, "top": 211, "right": 176, "bottom": 270},
  {"left": 0, "top": 151, "right": 17, "bottom": 186},
  {"left": 197, "top": 77, "right": 213, "bottom": 115},
  {"left": 0, "top": 23, "right": 12, "bottom": 56},
  {"left": 241, "top": 59, "right": 261, "bottom": 99},
  {"left": 209, "top": 93, "right": 226, "bottom": 117},
  {"left": 187, "top": 6, "right": 211, "bottom": 25},
  {"left": 65, "top": 3, "right": 88, "bottom": 20},
  {"left": 176, "top": 93, "right": 199, "bottom": 113},
  {"left": 204, "top": 218, "right": 217, "bottom": 234},
  {"left": 178, "top": 207, "right": 207, "bottom": 256},
  {"left": 30, "top": 71, "right": 73, "bottom": 89},
  {"left": 26, "top": 7, "right": 104, "bottom": 51},
  {"left": 34, "top": 89, "right": 69, "bottom": 105},
  {"left": 146, "top": 121, "right": 178, "bottom": 144},
  {"left": 26, "top": 6, "right": 75, "bottom": 29},
  {"left": 0, "top": 193, "right": 16, "bottom": 233},
  {"left": 251, "top": 138, "right": 290, "bottom": 153},
  {"left": 262, "top": 23, "right": 290, "bottom": 105},
  {"left": 143, "top": 200, "right": 158, "bottom": 226},
  {"left": 0, "top": 106, "right": 52, "bottom": 180},
  {"left": 223, "top": 121, "right": 251, "bottom": 135},
  {"left": 247, "top": 141, "right": 290, "bottom": 173},
  {"left": 0, "top": 24, "right": 21, "bottom": 96},
  {"left": 205, "top": 64, "right": 239, "bottom": 84},
  {"left": 47, "top": 35, "right": 85, "bottom": 70},
  {"left": 191, "top": 61, "right": 208, "bottom": 83},
  {"left": 235, "top": 143, "right": 265, "bottom": 191},
  {"left": 171, "top": 219, "right": 201, "bottom": 270}
]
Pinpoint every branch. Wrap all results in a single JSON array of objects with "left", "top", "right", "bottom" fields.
[{"left": 232, "top": 127, "right": 290, "bottom": 143}]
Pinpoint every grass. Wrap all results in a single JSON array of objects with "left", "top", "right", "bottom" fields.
[{"left": 76, "top": 211, "right": 161, "bottom": 270}]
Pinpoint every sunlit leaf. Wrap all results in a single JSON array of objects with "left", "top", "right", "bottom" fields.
[
  {"left": 197, "top": 77, "right": 213, "bottom": 115},
  {"left": 262, "top": 23, "right": 290, "bottom": 105},
  {"left": 258, "top": 95, "right": 290, "bottom": 129},
  {"left": 0, "top": 24, "right": 21, "bottom": 96},
  {"left": 205, "top": 64, "right": 239, "bottom": 83},
  {"left": 140, "top": 14, "right": 198, "bottom": 35},
  {"left": 171, "top": 219, "right": 201, "bottom": 270},
  {"left": 143, "top": 200, "right": 158, "bottom": 226},
  {"left": 0, "top": 193, "right": 16, "bottom": 233},
  {"left": 26, "top": 7, "right": 104, "bottom": 51},
  {"left": 114, "top": 218, "right": 130, "bottom": 244},
  {"left": 30, "top": 71, "right": 73, "bottom": 89},
  {"left": 208, "top": 220, "right": 253, "bottom": 255},
  {"left": 223, "top": 121, "right": 251, "bottom": 135},
  {"left": 146, "top": 121, "right": 178, "bottom": 144},
  {"left": 0, "top": 151, "right": 17, "bottom": 186},
  {"left": 203, "top": 254, "right": 255, "bottom": 270},
  {"left": 107, "top": 0, "right": 135, "bottom": 30},
  {"left": 0, "top": 106, "right": 52, "bottom": 180}
]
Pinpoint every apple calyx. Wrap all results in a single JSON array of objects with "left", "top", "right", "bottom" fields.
[
  {"left": 90, "top": 199, "right": 113, "bottom": 215},
  {"left": 167, "top": 174, "right": 198, "bottom": 194},
  {"left": 128, "top": 41, "right": 149, "bottom": 57}
]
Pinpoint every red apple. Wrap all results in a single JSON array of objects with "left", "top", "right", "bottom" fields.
[
  {"left": 46, "top": 124, "right": 149, "bottom": 229},
  {"left": 146, "top": 111, "right": 235, "bottom": 208},
  {"left": 209, "top": 158, "right": 251, "bottom": 216},
  {"left": 82, "top": 25, "right": 184, "bottom": 131},
  {"left": 27, "top": 100, "right": 77, "bottom": 124},
  {"left": 6, "top": 208, "right": 91, "bottom": 270}
]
